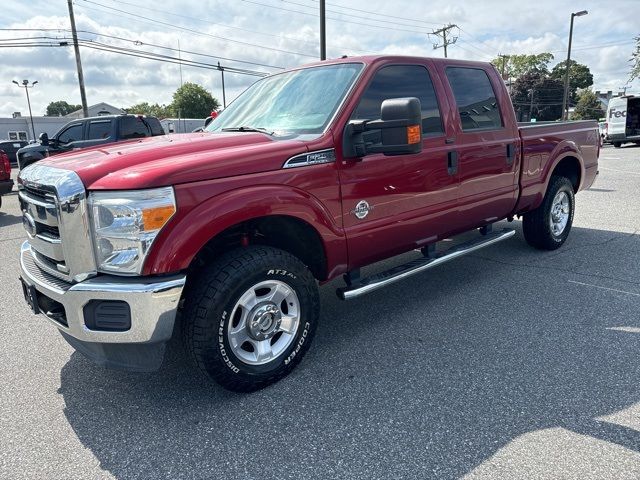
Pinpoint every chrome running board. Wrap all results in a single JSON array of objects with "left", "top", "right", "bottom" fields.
[{"left": 336, "top": 228, "right": 515, "bottom": 300}]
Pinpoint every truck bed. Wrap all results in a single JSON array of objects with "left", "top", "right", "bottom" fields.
[{"left": 515, "top": 120, "right": 599, "bottom": 214}]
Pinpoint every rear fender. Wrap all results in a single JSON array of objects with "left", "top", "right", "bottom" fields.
[{"left": 516, "top": 140, "right": 584, "bottom": 213}]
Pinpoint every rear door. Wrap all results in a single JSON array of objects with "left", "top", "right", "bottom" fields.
[
  {"left": 339, "top": 62, "right": 459, "bottom": 268},
  {"left": 74, "top": 118, "right": 114, "bottom": 148},
  {"left": 439, "top": 64, "right": 520, "bottom": 228}
]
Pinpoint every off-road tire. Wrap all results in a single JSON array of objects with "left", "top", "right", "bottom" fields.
[
  {"left": 182, "top": 246, "right": 319, "bottom": 392},
  {"left": 522, "top": 175, "right": 575, "bottom": 250}
]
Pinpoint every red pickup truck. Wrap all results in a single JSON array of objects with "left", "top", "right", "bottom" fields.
[{"left": 18, "top": 56, "right": 598, "bottom": 391}]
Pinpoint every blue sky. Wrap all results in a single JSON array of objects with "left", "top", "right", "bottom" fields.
[{"left": 1, "top": 0, "right": 638, "bottom": 117}]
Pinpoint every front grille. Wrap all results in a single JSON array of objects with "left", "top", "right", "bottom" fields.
[
  {"left": 22, "top": 248, "right": 71, "bottom": 292},
  {"left": 23, "top": 184, "right": 55, "bottom": 203},
  {"left": 18, "top": 164, "right": 96, "bottom": 283}
]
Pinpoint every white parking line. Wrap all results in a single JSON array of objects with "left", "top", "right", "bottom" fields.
[
  {"left": 568, "top": 280, "right": 640, "bottom": 297},
  {"left": 606, "top": 326, "right": 640, "bottom": 333},
  {"left": 599, "top": 167, "right": 640, "bottom": 176}
]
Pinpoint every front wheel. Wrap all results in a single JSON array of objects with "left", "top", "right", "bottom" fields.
[
  {"left": 613, "top": 142, "right": 622, "bottom": 148},
  {"left": 522, "top": 176, "right": 575, "bottom": 250},
  {"left": 182, "top": 246, "right": 319, "bottom": 392}
]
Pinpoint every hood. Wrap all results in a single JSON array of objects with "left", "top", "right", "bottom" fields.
[
  {"left": 40, "top": 133, "right": 309, "bottom": 190},
  {"left": 18, "top": 142, "right": 49, "bottom": 156}
]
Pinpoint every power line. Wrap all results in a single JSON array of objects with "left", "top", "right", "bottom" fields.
[
  {"left": 234, "top": 0, "right": 436, "bottom": 35},
  {"left": 304, "top": 0, "right": 443, "bottom": 27},
  {"left": 278, "top": 0, "right": 436, "bottom": 30},
  {"left": 76, "top": 0, "right": 318, "bottom": 58},
  {"left": 0, "top": 28, "right": 285, "bottom": 70},
  {"left": 84, "top": 0, "right": 373, "bottom": 55},
  {"left": 0, "top": 38, "right": 269, "bottom": 77}
]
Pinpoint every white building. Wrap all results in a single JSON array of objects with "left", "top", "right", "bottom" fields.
[{"left": 65, "top": 102, "right": 125, "bottom": 118}]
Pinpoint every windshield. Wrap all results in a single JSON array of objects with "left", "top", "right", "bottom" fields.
[{"left": 206, "top": 63, "right": 363, "bottom": 135}]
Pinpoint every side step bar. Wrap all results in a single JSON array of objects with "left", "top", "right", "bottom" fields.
[{"left": 336, "top": 228, "right": 515, "bottom": 300}]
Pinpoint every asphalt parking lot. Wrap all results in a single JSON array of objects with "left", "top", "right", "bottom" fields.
[{"left": 1, "top": 144, "right": 639, "bottom": 479}]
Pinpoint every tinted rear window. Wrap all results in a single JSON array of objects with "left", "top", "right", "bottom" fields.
[
  {"left": 446, "top": 67, "right": 503, "bottom": 131},
  {"left": 88, "top": 120, "right": 112, "bottom": 140},
  {"left": 119, "top": 117, "right": 152, "bottom": 139}
]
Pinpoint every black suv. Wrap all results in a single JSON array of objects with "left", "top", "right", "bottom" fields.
[{"left": 17, "top": 115, "right": 165, "bottom": 170}]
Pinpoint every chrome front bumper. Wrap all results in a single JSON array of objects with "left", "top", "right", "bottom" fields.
[{"left": 19, "top": 242, "right": 185, "bottom": 346}]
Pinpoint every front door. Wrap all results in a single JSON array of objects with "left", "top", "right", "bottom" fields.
[{"left": 338, "top": 62, "right": 460, "bottom": 269}]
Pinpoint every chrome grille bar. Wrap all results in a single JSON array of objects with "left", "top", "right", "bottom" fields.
[{"left": 18, "top": 164, "right": 97, "bottom": 283}]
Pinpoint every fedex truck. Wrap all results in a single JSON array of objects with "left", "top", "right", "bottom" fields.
[{"left": 607, "top": 95, "right": 640, "bottom": 148}]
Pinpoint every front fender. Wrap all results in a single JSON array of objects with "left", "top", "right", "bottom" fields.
[{"left": 143, "top": 184, "right": 347, "bottom": 278}]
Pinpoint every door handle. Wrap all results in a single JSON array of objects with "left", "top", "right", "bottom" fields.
[
  {"left": 447, "top": 151, "right": 458, "bottom": 175},
  {"left": 506, "top": 143, "right": 515, "bottom": 165}
]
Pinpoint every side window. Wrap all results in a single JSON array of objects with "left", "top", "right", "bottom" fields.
[
  {"left": 352, "top": 65, "right": 444, "bottom": 136},
  {"left": 88, "top": 120, "right": 112, "bottom": 140},
  {"left": 445, "top": 67, "right": 503, "bottom": 131},
  {"left": 57, "top": 124, "right": 83, "bottom": 144},
  {"left": 119, "top": 117, "right": 151, "bottom": 139}
]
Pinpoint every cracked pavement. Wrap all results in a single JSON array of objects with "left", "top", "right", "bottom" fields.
[{"left": 1, "top": 144, "right": 639, "bottom": 479}]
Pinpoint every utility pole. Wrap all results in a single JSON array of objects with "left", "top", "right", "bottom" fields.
[
  {"left": 218, "top": 62, "right": 226, "bottom": 108},
  {"left": 319, "top": 0, "right": 326, "bottom": 60},
  {"left": 67, "top": 0, "right": 88, "bottom": 117},
  {"left": 429, "top": 24, "right": 458, "bottom": 58},
  {"left": 498, "top": 54, "right": 509, "bottom": 79}
]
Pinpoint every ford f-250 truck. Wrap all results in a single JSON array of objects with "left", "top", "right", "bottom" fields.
[{"left": 18, "top": 56, "right": 599, "bottom": 391}]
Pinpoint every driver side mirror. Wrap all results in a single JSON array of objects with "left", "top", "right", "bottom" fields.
[
  {"left": 38, "top": 132, "right": 49, "bottom": 146},
  {"left": 343, "top": 97, "right": 422, "bottom": 158}
]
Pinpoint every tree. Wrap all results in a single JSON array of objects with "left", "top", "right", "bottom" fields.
[
  {"left": 511, "top": 73, "right": 565, "bottom": 121},
  {"left": 46, "top": 100, "right": 81, "bottom": 116},
  {"left": 126, "top": 102, "right": 174, "bottom": 118},
  {"left": 550, "top": 59, "right": 594, "bottom": 105},
  {"left": 491, "top": 53, "right": 554, "bottom": 79},
  {"left": 631, "top": 35, "right": 640, "bottom": 82},
  {"left": 171, "top": 82, "right": 220, "bottom": 118},
  {"left": 572, "top": 89, "right": 605, "bottom": 120},
  {"left": 550, "top": 60, "right": 594, "bottom": 90}
]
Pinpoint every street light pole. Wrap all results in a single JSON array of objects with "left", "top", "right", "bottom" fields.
[
  {"left": 319, "top": 0, "right": 326, "bottom": 60},
  {"left": 561, "top": 10, "right": 588, "bottom": 121},
  {"left": 12, "top": 79, "right": 38, "bottom": 141}
]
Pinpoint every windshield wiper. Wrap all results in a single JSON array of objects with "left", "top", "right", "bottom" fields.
[{"left": 221, "top": 126, "right": 275, "bottom": 135}]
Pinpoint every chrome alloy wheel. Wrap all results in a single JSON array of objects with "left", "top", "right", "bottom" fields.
[
  {"left": 227, "top": 280, "right": 300, "bottom": 366},
  {"left": 550, "top": 191, "right": 570, "bottom": 236}
]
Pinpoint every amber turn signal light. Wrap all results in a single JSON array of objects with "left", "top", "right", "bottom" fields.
[
  {"left": 142, "top": 205, "right": 176, "bottom": 231},
  {"left": 407, "top": 125, "right": 421, "bottom": 144}
]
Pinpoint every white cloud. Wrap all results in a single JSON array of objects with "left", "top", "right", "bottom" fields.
[{"left": 0, "top": 0, "right": 638, "bottom": 117}]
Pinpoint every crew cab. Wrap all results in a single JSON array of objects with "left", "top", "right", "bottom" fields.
[
  {"left": 17, "top": 114, "right": 164, "bottom": 170},
  {"left": 17, "top": 56, "right": 599, "bottom": 391}
]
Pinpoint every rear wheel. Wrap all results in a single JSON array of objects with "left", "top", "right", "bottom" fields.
[
  {"left": 613, "top": 142, "right": 622, "bottom": 148},
  {"left": 182, "top": 246, "right": 319, "bottom": 392},
  {"left": 522, "top": 176, "right": 575, "bottom": 250}
]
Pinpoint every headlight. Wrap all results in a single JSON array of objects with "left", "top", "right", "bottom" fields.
[{"left": 89, "top": 187, "right": 176, "bottom": 275}]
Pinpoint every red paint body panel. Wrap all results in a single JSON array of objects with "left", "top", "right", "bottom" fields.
[{"left": 44, "top": 55, "right": 598, "bottom": 281}]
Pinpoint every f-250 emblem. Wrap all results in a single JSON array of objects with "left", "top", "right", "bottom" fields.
[{"left": 352, "top": 200, "right": 372, "bottom": 219}]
